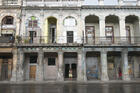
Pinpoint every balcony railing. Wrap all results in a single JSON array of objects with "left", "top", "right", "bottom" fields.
[
  {"left": 0, "top": 36, "right": 15, "bottom": 43},
  {"left": 16, "top": 36, "right": 140, "bottom": 46}
]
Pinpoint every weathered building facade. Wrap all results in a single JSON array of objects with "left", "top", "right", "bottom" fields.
[{"left": 0, "top": 0, "right": 140, "bottom": 82}]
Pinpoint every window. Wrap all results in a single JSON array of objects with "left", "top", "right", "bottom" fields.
[
  {"left": 2, "top": 16, "right": 14, "bottom": 25},
  {"left": 105, "top": 26, "right": 114, "bottom": 43},
  {"left": 28, "top": 16, "right": 38, "bottom": 27},
  {"left": 48, "top": 58, "right": 56, "bottom": 66},
  {"left": 64, "top": 16, "right": 77, "bottom": 27},
  {"left": 30, "top": 56, "right": 37, "bottom": 63},
  {"left": 67, "top": 31, "right": 73, "bottom": 43}
]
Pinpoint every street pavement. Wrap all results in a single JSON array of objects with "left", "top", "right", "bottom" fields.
[{"left": 0, "top": 83, "right": 140, "bottom": 93}]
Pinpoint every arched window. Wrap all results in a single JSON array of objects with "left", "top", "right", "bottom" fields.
[
  {"left": 2, "top": 16, "right": 14, "bottom": 25},
  {"left": 28, "top": 16, "right": 38, "bottom": 27},
  {"left": 64, "top": 16, "right": 77, "bottom": 27}
]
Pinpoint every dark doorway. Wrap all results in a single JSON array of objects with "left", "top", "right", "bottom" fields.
[
  {"left": 64, "top": 64, "right": 77, "bottom": 79},
  {"left": 65, "top": 64, "right": 70, "bottom": 78},
  {"left": 72, "top": 63, "right": 77, "bottom": 78},
  {"left": 1, "top": 60, "right": 8, "bottom": 80},
  {"left": 29, "top": 31, "right": 36, "bottom": 43}
]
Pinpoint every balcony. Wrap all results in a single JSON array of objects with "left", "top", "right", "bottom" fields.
[
  {"left": 0, "top": 36, "right": 15, "bottom": 43},
  {"left": 1, "top": 25, "right": 16, "bottom": 30},
  {"left": 16, "top": 36, "right": 140, "bottom": 47}
]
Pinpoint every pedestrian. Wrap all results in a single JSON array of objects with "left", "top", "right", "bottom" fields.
[
  {"left": 118, "top": 67, "right": 122, "bottom": 80},
  {"left": 69, "top": 69, "right": 73, "bottom": 80}
]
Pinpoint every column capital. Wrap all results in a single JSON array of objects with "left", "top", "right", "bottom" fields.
[
  {"left": 119, "top": 16, "right": 125, "bottom": 21},
  {"left": 99, "top": 16, "right": 105, "bottom": 21},
  {"left": 122, "top": 49, "right": 128, "bottom": 54},
  {"left": 101, "top": 49, "right": 107, "bottom": 54},
  {"left": 58, "top": 51, "right": 63, "bottom": 55}
]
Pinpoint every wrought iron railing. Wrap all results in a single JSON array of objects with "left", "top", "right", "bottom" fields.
[
  {"left": 15, "top": 36, "right": 140, "bottom": 45},
  {"left": 0, "top": 36, "right": 15, "bottom": 43}
]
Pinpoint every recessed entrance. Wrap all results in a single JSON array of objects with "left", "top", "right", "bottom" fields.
[
  {"left": 64, "top": 52, "right": 77, "bottom": 80},
  {"left": 0, "top": 53, "right": 13, "bottom": 81}
]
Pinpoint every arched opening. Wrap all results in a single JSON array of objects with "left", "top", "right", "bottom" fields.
[
  {"left": 85, "top": 15, "right": 99, "bottom": 44},
  {"left": 105, "top": 15, "right": 119, "bottom": 43},
  {"left": 1, "top": 16, "right": 15, "bottom": 43},
  {"left": 48, "top": 17, "right": 57, "bottom": 43},
  {"left": 125, "top": 15, "right": 139, "bottom": 43}
]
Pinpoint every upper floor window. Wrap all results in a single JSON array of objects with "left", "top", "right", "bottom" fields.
[
  {"left": 2, "top": 16, "right": 14, "bottom": 25},
  {"left": 3, "top": 0, "right": 18, "bottom": 5},
  {"left": 64, "top": 16, "right": 77, "bottom": 27},
  {"left": 28, "top": 16, "right": 38, "bottom": 27}
]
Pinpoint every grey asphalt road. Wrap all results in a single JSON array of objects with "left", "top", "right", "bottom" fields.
[{"left": 0, "top": 83, "right": 140, "bottom": 93}]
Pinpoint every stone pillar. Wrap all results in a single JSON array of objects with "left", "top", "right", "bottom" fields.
[
  {"left": 137, "top": 0, "right": 140, "bottom": 6},
  {"left": 101, "top": 50, "right": 109, "bottom": 81},
  {"left": 36, "top": 48, "right": 44, "bottom": 81},
  {"left": 11, "top": 48, "right": 18, "bottom": 81},
  {"left": 119, "top": 16, "right": 127, "bottom": 42},
  {"left": 16, "top": 49, "right": 24, "bottom": 81},
  {"left": 118, "top": 0, "right": 124, "bottom": 5},
  {"left": 99, "top": 16, "right": 106, "bottom": 43},
  {"left": 77, "top": 51, "right": 87, "bottom": 81},
  {"left": 98, "top": 0, "right": 104, "bottom": 5},
  {"left": 57, "top": 52, "right": 64, "bottom": 81},
  {"left": 122, "top": 49, "right": 130, "bottom": 81}
]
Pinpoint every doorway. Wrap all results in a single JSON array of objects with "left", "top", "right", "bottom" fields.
[
  {"left": 64, "top": 64, "right": 77, "bottom": 79},
  {"left": 29, "top": 31, "right": 36, "bottom": 43},
  {"left": 29, "top": 55, "right": 37, "bottom": 80},
  {"left": 86, "top": 26, "right": 95, "bottom": 44}
]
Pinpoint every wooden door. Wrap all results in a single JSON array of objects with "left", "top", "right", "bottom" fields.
[
  {"left": 86, "top": 26, "right": 95, "bottom": 44},
  {"left": 105, "top": 26, "right": 114, "bottom": 43},
  {"left": 30, "top": 65, "right": 36, "bottom": 80}
]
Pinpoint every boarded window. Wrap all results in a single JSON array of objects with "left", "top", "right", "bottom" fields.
[
  {"left": 48, "top": 58, "right": 55, "bottom": 66},
  {"left": 67, "top": 31, "right": 73, "bottom": 43}
]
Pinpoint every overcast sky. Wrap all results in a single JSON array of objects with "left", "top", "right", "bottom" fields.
[{"left": 84, "top": 0, "right": 137, "bottom": 5}]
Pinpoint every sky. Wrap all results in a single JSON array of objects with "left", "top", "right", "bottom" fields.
[{"left": 84, "top": 0, "right": 137, "bottom": 5}]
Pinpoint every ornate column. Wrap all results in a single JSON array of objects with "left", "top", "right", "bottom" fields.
[
  {"left": 36, "top": 48, "right": 44, "bottom": 81},
  {"left": 16, "top": 48, "right": 24, "bottom": 81},
  {"left": 11, "top": 48, "right": 18, "bottom": 81},
  {"left": 57, "top": 52, "right": 64, "bottom": 81},
  {"left": 122, "top": 49, "right": 130, "bottom": 81},
  {"left": 101, "top": 49, "right": 109, "bottom": 81},
  {"left": 118, "top": 0, "right": 124, "bottom": 5},
  {"left": 99, "top": 16, "right": 106, "bottom": 43},
  {"left": 98, "top": 0, "right": 104, "bottom": 5},
  {"left": 119, "top": 16, "right": 126, "bottom": 42},
  {"left": 77, "top": 51, "right": 87, "bottom": 81}
]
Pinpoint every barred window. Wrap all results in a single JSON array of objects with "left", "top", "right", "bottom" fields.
[{"left": 3, "top": 0, "right": 18, "bottom": 5}]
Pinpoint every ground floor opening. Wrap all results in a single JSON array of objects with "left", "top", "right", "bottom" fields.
[
  {"left": 86, "top": 52, "right": 100, "bottom": 80},
  {"left": 107, "top": 52, "right": 122, "bottom": 80},
  {"left": 0, "top": 53, "right": 13, "bottom": 81},
  {"left": 64, "top": 52, "right": 77, "bottom": 80}
]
